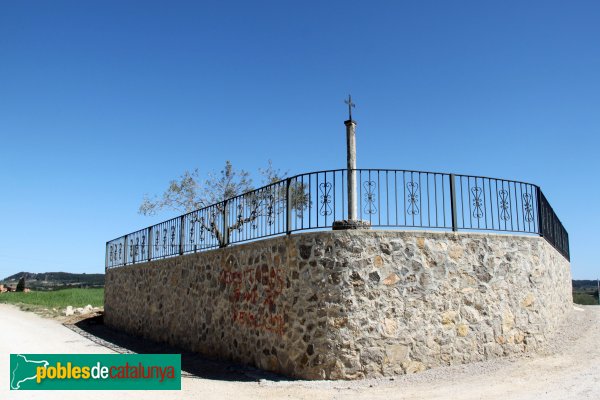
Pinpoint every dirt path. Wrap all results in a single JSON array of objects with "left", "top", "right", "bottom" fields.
[{"left": 2, "top": 303, "right": 599, "bottom": 399}]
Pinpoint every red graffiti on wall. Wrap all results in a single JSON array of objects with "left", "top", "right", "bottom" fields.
[
  {"left": 219, "top": 265, "right": 285, "bottom": 335},
  {"left": 232, "top": 311, "right": 285, "bottom": 336}
]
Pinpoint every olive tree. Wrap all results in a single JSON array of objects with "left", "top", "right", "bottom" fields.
[{"left": 139, "top": 160, "right": 308, "bottom": 247}]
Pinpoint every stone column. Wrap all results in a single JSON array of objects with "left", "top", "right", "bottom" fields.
[{"left": 345, "top": 119, "right": 357, "bottom": 221}]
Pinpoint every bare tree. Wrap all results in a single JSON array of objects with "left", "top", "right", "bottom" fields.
[
  {"left": 204, "top": 160, "right": 254, "bottom": 205},
  {"left": 259, "top": 159, "right": 285, "bottom": 185},
  {"left": 139, "top": 169, "right": 204, "bottom": 215},
  {"left": 139, "top": 160, "right": 308, "bottom": 247}
]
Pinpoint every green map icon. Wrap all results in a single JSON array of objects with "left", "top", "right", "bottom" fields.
[{"left": 10, "top": 354, "right": 49, "bottom": 390}]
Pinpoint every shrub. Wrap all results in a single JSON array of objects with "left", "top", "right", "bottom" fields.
[{"left": 16, "top": 277, "right": 26, "bottom": 292}]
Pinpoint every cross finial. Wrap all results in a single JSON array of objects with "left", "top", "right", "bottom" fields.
[{"left": 344, "top": 94, "right": 355, "bottom": 121}]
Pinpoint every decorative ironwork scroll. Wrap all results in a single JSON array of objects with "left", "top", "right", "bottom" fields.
[
  {"left": 523, "top": 193, "right": 534, "bottom": 222},
  {"left": 319, "top": 182, "right": 333, "bottom": 216},
  {"left": 170, "top": 226, "right": 176, "bottom": 250},
  {"left": 471, "top": 187, "right": 484, "bottom": 219},
  {"left": 249, "top": 198, "right": 259, "bottom": 230},
  {"left": 266, "top": 189, "right": 276, "bottom": 225},
  {"left": 498, "top": 189, "right": 511, "bottom": 221},
  {"left": 189, "top": 217, "right": 196, "bottom": 244},
  {"left": 363, "top": 181, "right": 377, "bottom": 215},
  {"left": 407, "top": 181, "right": 420, "bottom": 215},
  {"left": 199, "top": 216, "right": 206, "bottom": 243}
]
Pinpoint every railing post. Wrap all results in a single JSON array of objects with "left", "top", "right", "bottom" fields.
[
  {"left": 179, "top": 215, "right": 185, "bottom": 255},
  {"left": 449, "top": 174, "right": 458, "bottom": 232},
  {"left": 222, "top": 200, "right": 229, "bottom": 247},
  {"left": 536, "top": 187, "right": 544, "bottom": 237},
  {"left": 123, "top": 234, "right": 128, "bottom": 266},
  {"left": 105, "top": 242, "right": 109, "bottom": 271},
  {"left": 286, "top": 178, "right": 292, "bottom": 234},
  {"left": 147, "top": 226, "right": 153, "bottom": 261}
]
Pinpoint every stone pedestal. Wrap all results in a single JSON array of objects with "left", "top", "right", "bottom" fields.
[{"left": 332, "top": 219, "right": 371, "bottom": 230}]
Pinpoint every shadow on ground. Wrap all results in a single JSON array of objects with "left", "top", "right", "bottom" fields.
[{"left": 65, "top": 313, "right": 291, "bottom": 382}]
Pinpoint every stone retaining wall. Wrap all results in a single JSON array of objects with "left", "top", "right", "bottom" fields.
[{"left": 104, "top": 230, "right": 572, "bottom": 379}]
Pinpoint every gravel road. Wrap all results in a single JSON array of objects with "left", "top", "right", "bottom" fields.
[{"left": 1, "top": 303, "right": 598, "bottom": 399}]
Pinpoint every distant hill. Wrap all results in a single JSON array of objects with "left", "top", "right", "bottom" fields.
[
  {"left": 1, "top": 272, "right": 104, "bottom": 290},
  {"left": 573, "top": 280, "right": 599, "bottom": 290}
]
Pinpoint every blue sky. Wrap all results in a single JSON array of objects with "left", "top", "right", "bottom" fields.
[{"left": 0, "top": 1, "right": 598, "bottom": 279}]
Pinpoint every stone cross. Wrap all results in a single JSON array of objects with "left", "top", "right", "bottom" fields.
[{"left": 345, "top": 94, "right": 355, "bottom": 121}]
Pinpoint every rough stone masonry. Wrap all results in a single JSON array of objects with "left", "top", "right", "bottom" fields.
[{"left": 104, "top": 230, "right": 572, "bottom": 379}]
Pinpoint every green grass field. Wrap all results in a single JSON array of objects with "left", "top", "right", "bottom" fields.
[
  {"left": 573, "top": 292, "right": 599, "bottom": 305},
  {"left": 0, "top": 288, "right": 104, "bottom": 309}
]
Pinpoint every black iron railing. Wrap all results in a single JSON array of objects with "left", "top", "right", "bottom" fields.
[{"left": 106, "top": 168, "right": 569, "bottom": 268}]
